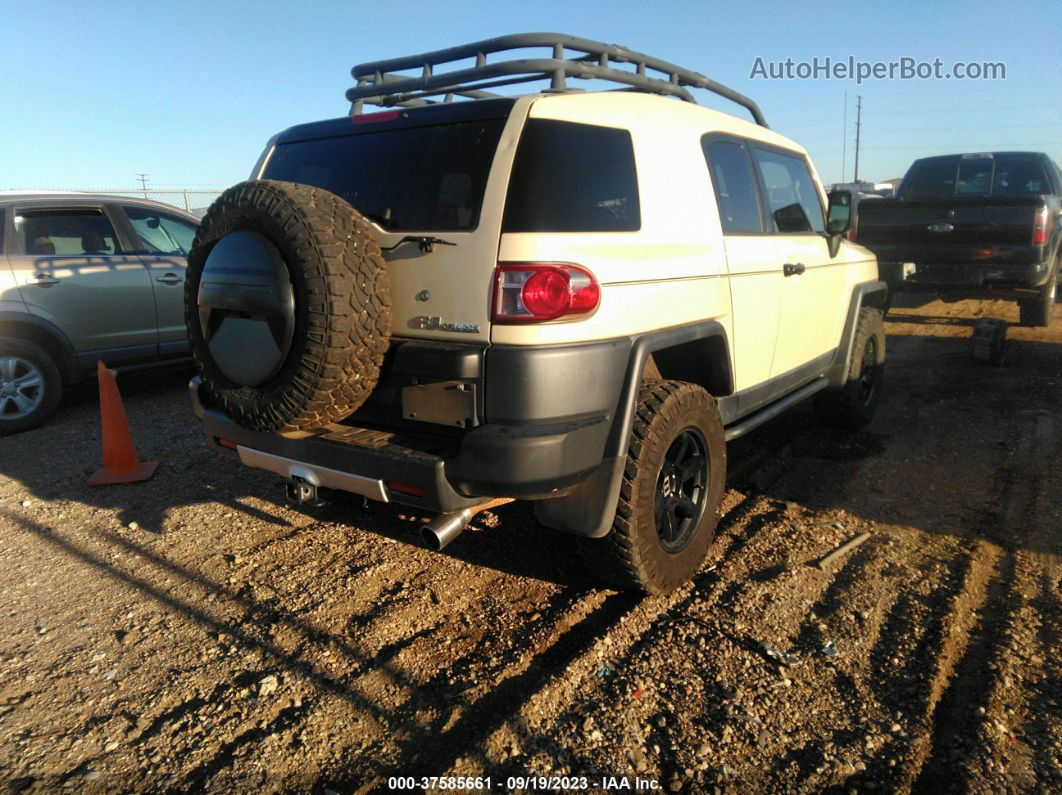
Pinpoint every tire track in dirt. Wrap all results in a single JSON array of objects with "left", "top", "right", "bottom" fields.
[
  {"left": 409, "top": 429, "right": 822, "bottom": 783},
  {"left": 429, "top": 425, "right": 894, "bottom": 788},
  {"left": 908, "top": 410, "right": 1056, "bottom": 792}
]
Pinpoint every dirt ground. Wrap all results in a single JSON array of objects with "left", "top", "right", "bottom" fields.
[{"left": 0, "top": 295, "right": 1058, "bottom": 794}]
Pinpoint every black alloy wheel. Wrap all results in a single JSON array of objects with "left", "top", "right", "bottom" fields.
[{"left": 654, "top": 427, "right": 710, "bottom": 553}]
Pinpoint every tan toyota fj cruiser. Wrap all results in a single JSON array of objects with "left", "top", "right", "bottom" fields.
[{"left": 187, "top": 34, "right": 886, "bottom": 593}]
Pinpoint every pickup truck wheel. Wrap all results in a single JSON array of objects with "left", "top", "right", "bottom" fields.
[
  {"left": 0, "top": 338, "right": 62, "bottom": 435},
  {"left": 1019, "top": 270, "right": 1056, "bottom": 328},
  {"left": 578, "top": 380, "right": 726, "bottom": 595},
  {"left": 814, "top": 307, "right": 885, "bottom": 430},
  {"left": 185, "top": 180, "right": 391, "bottom": 432}
]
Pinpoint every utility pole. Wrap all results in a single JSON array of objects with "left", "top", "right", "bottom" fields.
[
  {"left": 136, "top": 173, "right": 150, "bottom": 198},
  {"left": 853, "top": 95, "right": 862, "bottom": 183},
  {"left": 841, "top": 91, "right": 847, "bottom": 186}
]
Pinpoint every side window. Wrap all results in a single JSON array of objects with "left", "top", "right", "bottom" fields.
[
  {"left": 13, "top": 208, "right": 121, "bottom": 255},
  {"left": 124, "top": 207, "right": 198, "bottom": 255},
  {"left": 703, "top": 140, "right": 764, "bottom": 234},
  {"left": 503, "top": 119, "right": 640, "bottom": 232},
  {"left": 751, "top": 149, "right": 825, "bottom": 234}
]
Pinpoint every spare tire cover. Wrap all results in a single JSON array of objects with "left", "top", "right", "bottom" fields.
[{"left": 185, "top": 180, "right": 391, "bottom": 432}]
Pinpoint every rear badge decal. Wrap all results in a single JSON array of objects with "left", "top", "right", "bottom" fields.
[{"left": 408, "top": 315, "right": 480, "bottom": 334}]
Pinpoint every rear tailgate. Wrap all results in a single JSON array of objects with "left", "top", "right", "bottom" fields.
[{"left": 856, "top": 197, "right": 1044, "bottom": 264}]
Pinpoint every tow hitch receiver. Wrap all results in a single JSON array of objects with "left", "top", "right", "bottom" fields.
[{"left": 286, "top": 476, "right": 325, "bottom": 507}]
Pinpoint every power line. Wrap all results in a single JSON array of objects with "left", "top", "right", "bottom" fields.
[
  {"left": 783, "top": 119, "right": 1062, "bottom": 135},
  {"left": 815, "top": 140, "right": 1062, "bottom": 156},
  {"left": 862, "top": 101, "right": 1062, "bottom": 115}
]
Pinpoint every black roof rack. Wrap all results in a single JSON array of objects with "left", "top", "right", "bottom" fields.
[{"left": 347, "top": 33, "right": 768, "bottom": 128}]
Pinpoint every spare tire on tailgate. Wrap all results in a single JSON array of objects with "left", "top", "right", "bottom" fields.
[{"left": 185, "top": 180, "right": 391, "bottom": 432}]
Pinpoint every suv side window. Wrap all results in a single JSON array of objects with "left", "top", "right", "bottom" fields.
[
  {"left": 503, "top": 119, "right": 640, "bottom": 232},
  {"left": 703, "top": 140, "right": 765, "bottom": 234},
  {"left": 13, "top": 208, "right": 121, "bottom": 255},
  {"left": 751, "top": 148, "right": 825, "bottom": 234},
  {"left": 124, "top": 207, "right": 197, "bottom": 255}
]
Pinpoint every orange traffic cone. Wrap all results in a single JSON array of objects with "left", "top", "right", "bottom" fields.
[{"left": 88, "top": 361, "right": 158, "bottom": 485}]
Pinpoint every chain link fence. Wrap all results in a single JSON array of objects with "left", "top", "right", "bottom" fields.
[{"left": 40, "top": 189, "right": 225, "bottom": 217}]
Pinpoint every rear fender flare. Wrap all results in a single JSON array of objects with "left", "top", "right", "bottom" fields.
[{"left": 535, "top": 320, "right": 732, "bottom": 538}]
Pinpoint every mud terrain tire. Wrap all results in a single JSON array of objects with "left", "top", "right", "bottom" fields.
[
  {"left": 579, "top": 380, "right": 726, "bottom": 595},
  {"left": 185, "top": 180, "right": 391, "bottom": 432}
]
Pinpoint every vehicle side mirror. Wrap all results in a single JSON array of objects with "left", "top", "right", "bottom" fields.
[{"left": 827, "top": 190, "right": 852, "bottom": 236}]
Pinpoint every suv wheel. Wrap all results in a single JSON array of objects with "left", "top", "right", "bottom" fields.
[
  {"left": 579, "top": 380, "right": 726, "bottom": 595},
  {"left": 1019, "top": 268, "right": 1056, "bottom": 328},
  {"left": 0, "top": 338, "right": 62, "bottom": 435},
  {"left": 814, "top": 307, "right": 886, "bottom": 430}
]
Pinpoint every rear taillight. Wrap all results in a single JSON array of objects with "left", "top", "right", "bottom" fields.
[
  {"left": 492, "top": 263, "right": 600, "bottom": 323},
  {"left": 1033, "top": 207, "right": 1050, "bottom": 245}
]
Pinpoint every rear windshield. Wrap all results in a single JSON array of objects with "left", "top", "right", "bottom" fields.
[
  {"left": 901, "top": 155, "right": 1051, "bottom": 199},
  {"left": 263, "top": 118, "right": 506, "bottom": 232},
  {"left": 503, "top": 119, "right": 640, "bottom": 232}
]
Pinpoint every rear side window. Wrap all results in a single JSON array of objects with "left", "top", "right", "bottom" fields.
[
  {"left": 503, "top": 119, "right": 639, "bottom": 232},
  {"left": 13, "top": 208, "right": 121, "bottom": 255},
  {"left": 703, "top": 140, "right": 764, "bottom": 234},
  {"left": 264, "top": 118, "right": 506, "bottom": 232},
  {"left": 124, "top": 207, "right": 197, "bottom": 255},
  {"left": 751, "top": 148, "right": 825, "bottom": 234}
]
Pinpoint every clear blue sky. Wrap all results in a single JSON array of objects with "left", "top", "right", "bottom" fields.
[{"left": 3, "top": 0, "right": 1059, "bottom": 189}]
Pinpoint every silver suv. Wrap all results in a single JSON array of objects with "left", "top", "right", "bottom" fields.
[{"left": 0, "top": 192, "right": 199, "bottom": 433}]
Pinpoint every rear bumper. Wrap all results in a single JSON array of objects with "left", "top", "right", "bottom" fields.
[
  {"left": 190, "top": 377, "right": 608, "bottom": 512},
  {"left": 880, "top": 259, "right": 1051, "bottom": 291}
]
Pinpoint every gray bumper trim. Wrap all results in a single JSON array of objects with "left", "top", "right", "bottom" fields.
[{"left": 236, "top": 446, "right": 390, "bottom": 503}]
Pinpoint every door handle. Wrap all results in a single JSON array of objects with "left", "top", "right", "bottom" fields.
[
  {"left": 28, "top": 274, "right": 60, "bottom": 287},
  {"left": 155, "top": 273, "right": 183, "bottom": 285},
  {"left": 783, "top": 262, "right": 806, "bottom": 277}
]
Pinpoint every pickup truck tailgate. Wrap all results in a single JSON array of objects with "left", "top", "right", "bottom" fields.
[{"left": 857, "top": 197, "right": 1043, "bottom": 263}]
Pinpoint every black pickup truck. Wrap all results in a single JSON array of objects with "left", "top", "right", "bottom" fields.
[{"left": 855, "top": 151, "right": 1062, "bottom": 326}]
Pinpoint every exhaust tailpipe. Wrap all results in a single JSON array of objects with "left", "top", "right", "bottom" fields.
[
  {"left": 420, "top": 498, "right": 515, "bottom": 551},
  {"left": 421, "top": 508, "right": 475, "bottom": 551}
]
